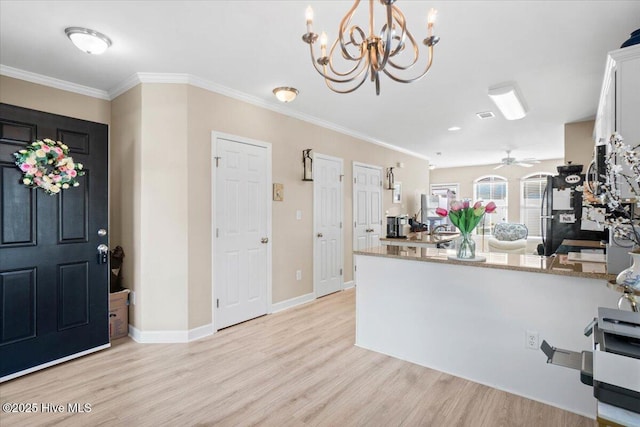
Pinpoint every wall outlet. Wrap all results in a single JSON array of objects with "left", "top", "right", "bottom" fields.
[
  {"left": 296, "top": 270, "right": 302, "bottom": 281},
  {"left": 296, "top": 210, "right": 302, "bottom": 220},
  {"left": 525, "top": 330, "right": 539, "bottom": 350}
]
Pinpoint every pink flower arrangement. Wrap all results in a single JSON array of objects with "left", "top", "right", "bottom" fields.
[
  {"left": 436, "top": 200, "right": 496, "bottom": 234},
  {"left": 13, "top": 139, "right": 84, "bottom": 196}
]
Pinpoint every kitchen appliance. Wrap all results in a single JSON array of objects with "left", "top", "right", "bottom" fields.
[
  {"left": 586, "top": 144, "right": 607, "bottom": 196},
  {"left": 541, "top": 307, "right": 640, "bottom": 413},
  {"left": 386, "top": 216, "right": 408, "bottom": 238},
  {"left": 540, "top": 165, "right": 607, "bottom": 256}
]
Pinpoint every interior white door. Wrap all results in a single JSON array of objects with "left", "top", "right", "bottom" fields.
[
  {"left": 314, "top": 154, "right": 344, "bottom": 298},
  {"left": 214, "top": 135, "right": 270, "bottom": 329},
  {"left": 353, "top": 163, "right": 383, "bottom": 251}
]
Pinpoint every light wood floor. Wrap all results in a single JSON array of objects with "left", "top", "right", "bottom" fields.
[{"left": 1, "top": 288, "right": 594, "bottom": 427}]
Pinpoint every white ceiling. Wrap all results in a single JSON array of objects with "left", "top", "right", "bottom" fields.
[{"left": 1, "top": 1, "right": 639, "bottom": 168}]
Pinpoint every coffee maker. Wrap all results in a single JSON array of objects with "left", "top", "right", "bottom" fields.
[{"left": 386, "top": 216, "right": 408, "bottom": 238}]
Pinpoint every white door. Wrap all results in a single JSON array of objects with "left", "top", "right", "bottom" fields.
[
  {"left": 314, "top": 154, "right": 344, "bottom": 298},
  {"left": 353, "top": 163, "right": 383, "bottom": 252},
  {"left": 213, "top": 133, "right": 271, "bottom": 330}
]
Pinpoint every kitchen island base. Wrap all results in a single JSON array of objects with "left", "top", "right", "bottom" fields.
[{"left": 354, "top": 253, "right": 618, "bottom": 419}]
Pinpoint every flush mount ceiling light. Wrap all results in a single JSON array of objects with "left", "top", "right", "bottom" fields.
[
  {"left": 488, "top": 84, "right": 527, "bottom": 120},
  {"left": 65, "top": 27, "right": 112, "bottom": 55},
  {"left": 273, "top": 87, "right": 299, "bottom": 103},
  {"left": 447, "top": 126, "right": 461, "bottom": 132},
  {"left": 302, "top": 1, "right": 440, "bottom": 95},
  {"left": 476, "top": 111, "right": 495, "bottom": 119}
]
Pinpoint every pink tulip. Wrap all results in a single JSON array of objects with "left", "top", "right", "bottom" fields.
[
  {"left": 485, "top": 201, "right": 497, "bottom": 213},
  {"left": 435, "top": 207, "right": 448, "bottom": 217},
  {"left": 473, "top": 201, "right": 482, "bottom": 209},
  {"left": 462, "top": 200, "right": 470, "bottom": 209},
  {"left": 450, "top": 201, "right": 463, "bottom": 211}
]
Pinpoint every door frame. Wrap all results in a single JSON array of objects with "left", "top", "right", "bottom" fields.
[
  {"left": 313, "top": 152, "right": 344, "bottom": 298},
  {"left": 211, "top": 131, "right": 273, "bottom": 331},
  {"left": 352, "top": 161, "right": 383, "bottom": 283}
]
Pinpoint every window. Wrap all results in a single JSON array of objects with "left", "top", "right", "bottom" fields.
[
  {"left": 520, "top": 173, "right": 552, "bottom": 237},
  {"left": 473, "top": 176, "right": 508, "bottom": 235}
]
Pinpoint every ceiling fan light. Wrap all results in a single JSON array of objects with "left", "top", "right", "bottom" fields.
[
  {"left": 273, "top": 87, "right": 299, "bottom": 103},
  {"left": 488, "top": 84, "right": 527, "bottom": 120},
  {"left": 65, "top": 27, "right": 112, "bottom": 55}
]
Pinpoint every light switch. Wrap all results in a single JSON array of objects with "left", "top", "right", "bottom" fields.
[{"left": 296, "top": 210, "right": 302, "bottom": 220}]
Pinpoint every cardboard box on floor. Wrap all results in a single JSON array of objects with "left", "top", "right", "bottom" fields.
[{"left": 109, "top": 289, "right": 130, "bottom": 340}]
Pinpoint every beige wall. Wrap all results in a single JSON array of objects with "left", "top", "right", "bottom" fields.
[
  {"left": 185, "top": 85, "right": 429, "bottom": 328},
  {"left": 108, "top": 82, "right": 429, "bottom": 331},
  {"left": 110, "top": 85, "right": 142, "bottom": 328},
  {"left": 429, "top": 159, "right": 564, "bottom": 224},
  {"left": 0, "top": 76, "right": 111, "bottom": 125},
  {"left": 565, "top": 120, "right": 596, "bottom": 169}
]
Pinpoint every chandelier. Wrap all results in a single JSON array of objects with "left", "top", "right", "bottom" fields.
[{"left": 302, "top": 0, "right": 439, "bottom": 95}]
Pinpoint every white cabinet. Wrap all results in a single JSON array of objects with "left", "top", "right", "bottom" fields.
[{"left": 594, "top": 44, "right": 640, "bottom": 198}]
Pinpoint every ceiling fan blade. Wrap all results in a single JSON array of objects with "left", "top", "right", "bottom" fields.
[
  {"left": 519, "top": 158, "right": 540, "bottom": 164},
  {"left": 494, "top": 164, "right": 505, "bottom": 170},
  {"left": 516, "top": 162, "right": 533, "bottom": 167}
]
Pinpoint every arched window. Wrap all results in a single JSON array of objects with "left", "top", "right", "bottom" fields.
[
  {"left": 473, "top": 175, "right": 507, "bottom": 235},
  {"left": 520, "top": 173, "right": 553, "bottom": 237}
]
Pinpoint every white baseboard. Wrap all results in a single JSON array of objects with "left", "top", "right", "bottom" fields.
[
  {"left": 343, "top": 280, "right": 355, "bottom": 290},
  {"left": 128, "top": 323, "right": 214, "bottom": 344},
  {"left": 1, "top": 343, "right": 111, "bottom": 383},
  {"left": 271, "top": 292, "right": 315, "bottom": 313}
]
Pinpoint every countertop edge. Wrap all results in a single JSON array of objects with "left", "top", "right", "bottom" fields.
[{"left": 353, "top": 249, "right": 614, "bottom": 281}]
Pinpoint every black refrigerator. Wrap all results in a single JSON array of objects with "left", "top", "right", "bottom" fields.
[{"left": 541, "top": 173, "right": 606, "bottom": 256}]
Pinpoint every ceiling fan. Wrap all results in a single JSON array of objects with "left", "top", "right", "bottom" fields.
[{"left": 494, "top": 150, "right": 540, "bottom": 169}]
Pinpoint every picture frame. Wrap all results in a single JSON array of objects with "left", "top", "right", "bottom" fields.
[{"left": 392, "top": 182, "right": 402, "bottom": 204}]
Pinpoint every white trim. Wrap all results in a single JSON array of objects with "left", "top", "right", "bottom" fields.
[
  {"left": 0, "top": 65, "right": 429, "bottom": 162},
  {"left": 0, "top": 64, "right": 111, "bottom": 100},
  {"left": 128, "top": 324, "right": 214, "bottom": 343},
  {"left": 188, "top": 323, "right": 215, "bottom": 342},
  {"left": 211, "top": 131, "right": 273, "bottom": 330},
  {"left": 343, "top": 280, "right": 355, "bottom": 290},
  {"left": 0, "top": 343, "right": 110, "bottom": 383},
  {"left": 107, "top": 73, "right": 142, "bottom": 99},
  {"left": 271, "top": 292, "right": 316, "bottom": 313}
]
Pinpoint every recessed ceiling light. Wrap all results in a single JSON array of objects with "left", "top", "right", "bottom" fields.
[
  {"left": 273, "top": 87, "right": 299, "bottom": 103},
  {"left": 476, "top": 111, "right": 495, "bottom": 119},
  {"left": 65, "top": 27, "right": 112, "bottom": 55},
  {"left": 447, "top": 126, "right": 461, "bottom": 132}
]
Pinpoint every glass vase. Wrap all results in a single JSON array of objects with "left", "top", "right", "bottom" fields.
[
  {"left": 616, "top": 252, "right": 640, "bottom": 290},
  {"left": 456, "top": 232, "right": 476, "bottom": 260}
]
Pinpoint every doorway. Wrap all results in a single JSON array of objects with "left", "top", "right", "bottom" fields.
[
  {"left": 212, "top": 132, "right": 272, "bottom": 330},
  {"left": 313, "top": 153, "right": 344, "bottom": 298}
]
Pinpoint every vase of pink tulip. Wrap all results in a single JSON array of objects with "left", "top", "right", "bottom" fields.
[{"left": 436, "top": 199, "right": 497, "bottom": 260}]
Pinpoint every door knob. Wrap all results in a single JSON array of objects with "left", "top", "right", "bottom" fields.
[
  {"left": 317, "top": 233, "right": 323, "bottom": 238},
  {"left": 97, "top": 244, "right": 109, "bottom": 265},
  {"left": 97, "top": 228, "right": 108, "bottom": 236},
  {"left": 261, "top": 237, "right": 269, "bottom": 244}
]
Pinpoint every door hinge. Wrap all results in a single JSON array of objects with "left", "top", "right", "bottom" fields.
[
  {"left": 216, "top": 298, "right": 219, "bottom": 308},
  {"left": 354, "top": 265, "right": 357, "bottom": 272},
  {"left": 216, "top": 228, "right": 219, "bottom": 238},
  {"left": 339, "top": 175, "right": 344, "bottom": 182},
  {"left": 353, "top": 178, "right": 356, "bottom": 184},
  {"left": 380, "top": 180, "right": 382, "bottom": 187},
  {"left": 340, "top": 222, "right": 342, "bottom": 228},
  {"left": 340, "top": 268, "right": 343, "bottom": 275},
  {"left": 214, "top": 156, "right": 221, "bottom": 167},
  {"left": 354, "top": 221, "right": 357, "bottom": 228}
]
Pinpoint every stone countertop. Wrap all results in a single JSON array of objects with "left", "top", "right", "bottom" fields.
[
  {"left": 379, "top": 231, "right": 459, "bottom": 245},
  {"left": 353, "top": 245, "right": 614, "bottom": 280}
]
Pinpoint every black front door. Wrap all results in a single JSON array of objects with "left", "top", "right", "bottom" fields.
[{"left": 0, "top": 103, "right": 109, "bottom": 380}]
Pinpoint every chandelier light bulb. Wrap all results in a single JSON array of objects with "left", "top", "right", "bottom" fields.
[{"left": 306, "top": 6, "right": 314, "bottom": 33}]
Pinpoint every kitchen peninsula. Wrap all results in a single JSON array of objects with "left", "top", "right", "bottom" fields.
[{"left": 353, "top": 246, "right": 619, "bottom": 419}]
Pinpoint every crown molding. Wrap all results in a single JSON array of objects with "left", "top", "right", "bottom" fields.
[
  {"left": 0, "top": 64, "right": 111, "bottom": 100},
  {"left": 0, "top": 65, "right": 429, "bottom": 162}
]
